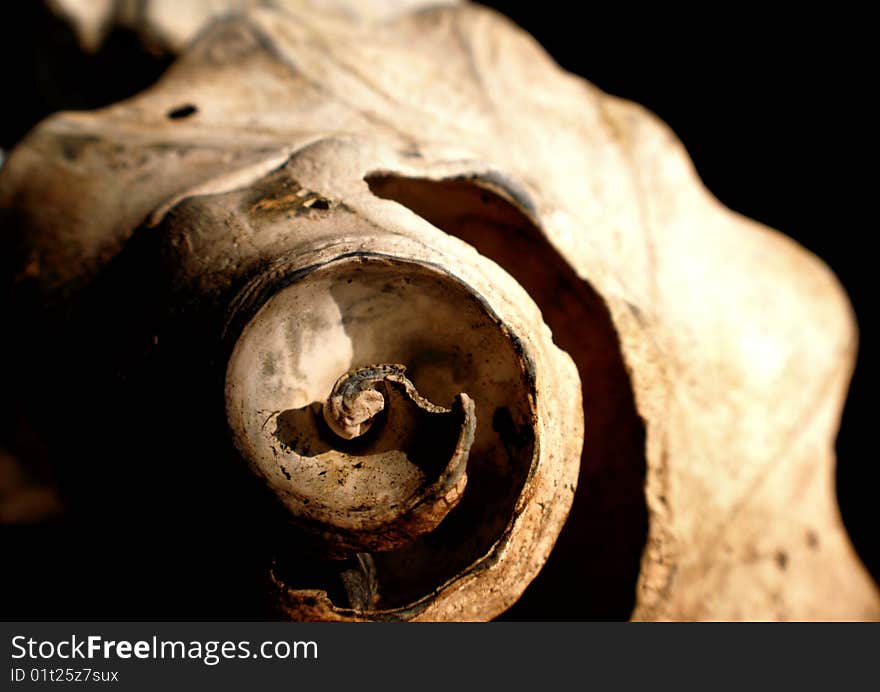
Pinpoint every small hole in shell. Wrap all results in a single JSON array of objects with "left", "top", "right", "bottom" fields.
[{"left": 167, "top": 104, "right": 198, "bottom": 120}]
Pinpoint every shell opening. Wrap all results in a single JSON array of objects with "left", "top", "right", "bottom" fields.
[{"left": 226, "top": 255, "right": 537, "bottom": 612}]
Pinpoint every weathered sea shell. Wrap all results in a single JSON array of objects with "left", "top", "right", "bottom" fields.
[{"left": 2, "top": 0, "right": 876, "bottom": 620}]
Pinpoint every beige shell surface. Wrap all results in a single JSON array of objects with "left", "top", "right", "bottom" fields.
[
  {"left": 3, "top": 1, "right": 876, "bottom": 619},
  {"left": 47, "top": 0, "right": 463, "bottom": 53}
]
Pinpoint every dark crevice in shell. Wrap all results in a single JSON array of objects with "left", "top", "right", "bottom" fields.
[{"left": 367, "top": 173, "right": 649, "bottom": 620}]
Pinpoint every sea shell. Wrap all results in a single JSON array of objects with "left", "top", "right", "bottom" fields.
[{"left": 2, "top": 0, "right": 875, "bottom": 620}]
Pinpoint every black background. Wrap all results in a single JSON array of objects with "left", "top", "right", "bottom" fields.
[{"left": 1, "top": 2, "right": 875, "bottom": 608}]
